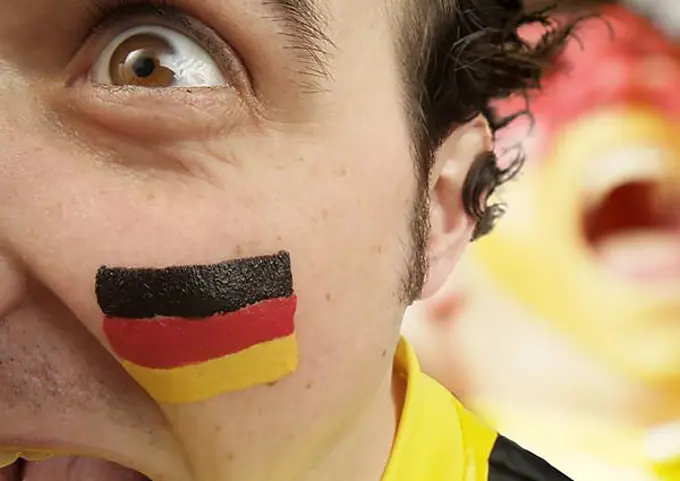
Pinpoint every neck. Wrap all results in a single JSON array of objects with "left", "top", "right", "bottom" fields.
[
  {"left": 472, "top": 399, "right": 680, "bottom": 481},
  {"left": 454, "top": 293, "right": 680, "bottom": 422},
  {"left": 171, "top": 350, "right": 402, "bottom": 481},
  {"left": 453, "top": 299, "right": 680, "bottom": 480},
  {"left": 302, "top": 367, "right": 402, "bottom": 481}
]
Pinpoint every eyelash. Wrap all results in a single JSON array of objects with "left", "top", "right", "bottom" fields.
[{"left": 86, "top": 0, "right": 181, "bottom": 27}]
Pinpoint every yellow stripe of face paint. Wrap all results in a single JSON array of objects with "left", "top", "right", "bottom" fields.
[{"left": 123, "top": 334, "right": 298, "bottom": 404}]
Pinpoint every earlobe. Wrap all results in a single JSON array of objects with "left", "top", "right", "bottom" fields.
[
  {"left": 421, "top": 176, "right": 472, "bottom": 299},
  {"left": 421, "top": 116, "right": 492, "bottom": 299}
]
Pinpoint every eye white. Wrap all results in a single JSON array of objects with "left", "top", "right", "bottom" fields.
[{"left": 91, "top": 25, "right": 225, "bottom": 87}]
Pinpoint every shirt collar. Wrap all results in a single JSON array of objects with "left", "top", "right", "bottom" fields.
[{"left": 382, "top": 339, "right": 465, "bottom": 481}]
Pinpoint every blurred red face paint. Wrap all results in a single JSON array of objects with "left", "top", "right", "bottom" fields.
[{"left": 494, "top": 5, "right": 680, "bottom": 165}]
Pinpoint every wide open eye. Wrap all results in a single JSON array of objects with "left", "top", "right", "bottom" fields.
[{"left": 91, "top": 25, "right": 225, "bottom": 87}]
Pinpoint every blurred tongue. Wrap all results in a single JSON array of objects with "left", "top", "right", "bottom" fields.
[
  {"left": 23, "top": 457, "right": 147, "bottom": 481},
  {"left": 597, "top": 231, "right": 680, "bottom": 280}
]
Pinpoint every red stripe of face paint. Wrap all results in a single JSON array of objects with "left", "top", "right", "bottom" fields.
[{"left": 103, "top": 296, "right": 297, "bottom": 369}]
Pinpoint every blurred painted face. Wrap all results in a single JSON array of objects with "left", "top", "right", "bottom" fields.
[
  {"left": 0, "top": 0, "right": 445, "bottom": 479},
  {"left": 471, "top": 8, "right": 680, "bottom": 382}
]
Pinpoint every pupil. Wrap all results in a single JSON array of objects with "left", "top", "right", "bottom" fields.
[{"left": 132, "top": 56, "right": 156, "bottom": 78}]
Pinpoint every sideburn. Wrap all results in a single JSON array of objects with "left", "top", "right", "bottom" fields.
[{"left": 401, "top": 162, "right": 431, "bottom": 305}]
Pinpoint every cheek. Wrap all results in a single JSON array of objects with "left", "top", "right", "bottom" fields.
[
  {"left": 190, "top": 119, "right": 416, "bottom": 398},
  {"left": 1, "top": 106, "right": 417, "bottom": 405},
  {"left": 0, "top": 140, "right": 294, "bottom": 366},
  {"left": 272, "top": 138, "right": 414, "bottom": 284}
]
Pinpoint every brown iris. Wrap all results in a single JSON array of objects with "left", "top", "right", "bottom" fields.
[{"left": 109, "top": 34, "right": 176, "bottom": 87}]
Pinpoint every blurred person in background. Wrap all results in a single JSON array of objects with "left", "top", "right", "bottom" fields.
[{"left": 404, "top": 4, "right": 680, "bottom": 481}]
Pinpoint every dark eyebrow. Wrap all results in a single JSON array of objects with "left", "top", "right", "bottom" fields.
[{"left": 261, "top": 0, "right": 335, "bottom": 92}]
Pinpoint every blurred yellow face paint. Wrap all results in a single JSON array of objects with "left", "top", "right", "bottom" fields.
[{"left": 472, "top": 107, "right": 680, "bottom": 382}]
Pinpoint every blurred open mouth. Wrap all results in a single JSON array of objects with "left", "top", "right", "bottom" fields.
[
  {"left": 0, "top": 455, "right": 150, "bottom": 481},
  {"left": 583, "top": 146, "right": 680, "bottom": 281}
]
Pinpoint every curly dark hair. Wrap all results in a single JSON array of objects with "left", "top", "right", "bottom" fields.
[{"left": 396, "top": 0, "right": 586, "bottom": 301}]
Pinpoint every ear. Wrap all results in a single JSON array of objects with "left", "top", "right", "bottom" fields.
[{"left": 420, "top": 115, "right": 492, "bottom": 300}]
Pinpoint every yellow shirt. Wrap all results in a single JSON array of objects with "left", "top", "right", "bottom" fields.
[{"left": 383, "top": 340, "right": 573, "bottom": 481}]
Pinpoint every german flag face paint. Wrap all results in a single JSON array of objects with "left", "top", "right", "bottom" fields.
[{"left": 95, "top": 251, "right": 298, "bottom": 404}]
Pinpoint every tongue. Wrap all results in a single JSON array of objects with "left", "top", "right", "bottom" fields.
[
  {"left": 23, "top": 457, "right": 147, "bottom": 481},
  {"left": 597, "top": 231, "right": 680, "bottom": 280}
]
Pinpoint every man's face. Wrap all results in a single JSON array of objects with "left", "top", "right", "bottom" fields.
[{"left": 0, "top": 1, "right": 420, "bottom": 479}]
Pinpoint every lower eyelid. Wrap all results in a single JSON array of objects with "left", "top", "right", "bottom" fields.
[{"left": 52, "top": 81, "right": 251, "bottom": 143}]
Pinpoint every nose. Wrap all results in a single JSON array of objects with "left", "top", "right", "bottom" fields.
[
  {"left": 0, "top": 62, "right": 32, "bottom": 320},
  {"left": 0, "top": 57, "right": 41, "bottom": 228},
  {"left": 0, "top": 52, "right": 80, "bottom": 302}
]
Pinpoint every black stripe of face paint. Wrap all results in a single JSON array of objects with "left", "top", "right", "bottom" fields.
[{"left": 96, "top": 251, "right": 293, "bottom": 319}]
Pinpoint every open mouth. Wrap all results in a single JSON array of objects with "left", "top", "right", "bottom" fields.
[
  {"left": 0, "top": 456, "right": 150, "bottom": 481},
  {"left": 582, "top": 146, "right": 680, "bottom": 281}
]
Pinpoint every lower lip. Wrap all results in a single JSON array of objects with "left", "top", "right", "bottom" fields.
[
  {"left": 0, "top": 443, "right": 84, "bottom": 462},
  {"left": 595, "top": 231, "right": 680, "bottom": 282}
]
